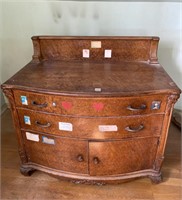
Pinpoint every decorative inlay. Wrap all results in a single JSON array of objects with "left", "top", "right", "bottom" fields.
[
  {"left": 93, "top": 103, "right": 104, "bottom": 111},
  {"left": 166, "top": 94, "right": 180, "bottom": 115},
  {"left": 61, "top": 101, "right": 72, "bottom": 110}
]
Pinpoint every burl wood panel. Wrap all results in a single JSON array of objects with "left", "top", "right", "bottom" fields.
[
  {"left": 14, "top": 90, "right": 167, "bottom": 116},
  {"left": 89, "top": 137, "right": 159, "bottom": 176},
  {"left": 39, "top": 38, "right": 152, "bottom": 62},
  {"left": 22, "top": 131, "right": 88, "bottom": 174},
  {"left": 17, "top": 108, "right": 164, "bottom": 139},
  {"left": 32, "top": 36, "right": 160, "bottom": 62}
]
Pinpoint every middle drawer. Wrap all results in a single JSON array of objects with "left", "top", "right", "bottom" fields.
[{"left": 18, "top": 109, "right": 164, "bottom": 139}]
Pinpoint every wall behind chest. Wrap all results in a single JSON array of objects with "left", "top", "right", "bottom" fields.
[{"left": 1, "top": 1, "right": 181, "bottom": 109}]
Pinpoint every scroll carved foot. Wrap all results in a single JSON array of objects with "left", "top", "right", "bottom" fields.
[
  {"left": 20, "top": 166, "right": 36, "bottom": 176},
  {"left": 149, "top": 174, "right": 162, "bottom": 184}
]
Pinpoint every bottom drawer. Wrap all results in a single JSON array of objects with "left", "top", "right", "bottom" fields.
[{"left": 22, "top": 131, "right": 88, "bottom": 174}]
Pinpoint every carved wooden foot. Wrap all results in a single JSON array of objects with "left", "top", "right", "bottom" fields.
[
  {"left": 149, "top": 174, "right": 162, "bottom": 184},
  {"left": 20, "top": 166, "right": 36, "bottom": 176}
]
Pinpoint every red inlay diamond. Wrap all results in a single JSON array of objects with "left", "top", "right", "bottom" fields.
[
  {"left": 93, "top": 103, "right": 104, "bottom": 111},
  {"left": 61, "top": 102, "right": 72, "bottom": 110}
]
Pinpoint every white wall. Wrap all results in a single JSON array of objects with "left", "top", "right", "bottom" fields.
[
  {"left": 1, "top": 1, "right": 181, "bottom": 109},
  {"left": 0, "top": 0, "right": 6, "bottom": 108}
]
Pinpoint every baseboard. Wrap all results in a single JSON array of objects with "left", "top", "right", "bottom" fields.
[{"left": 1, "top": 103, "right": 8, "bottom": 115}]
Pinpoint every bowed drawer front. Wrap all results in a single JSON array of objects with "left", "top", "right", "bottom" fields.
[
  {"left": 14, "top": 90, "right": 167, "bottom": 116},
  {"left": 17, "top": 108, "right": 163, "bottom": 139}
]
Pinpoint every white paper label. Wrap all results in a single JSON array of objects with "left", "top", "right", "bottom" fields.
[
  {"left": 42, "top": 136, "right": 55, "bottom": 145},
  {"left": 94, "top": 88, "right": 102, "bottom": 92},
  {"left": 24, "top": 116, "right": 31, "bottom": 125},
  {"left": 91, "top": 41, "right": 101, "bottom": 48},
  {"left": 83, "top": 49, "right": 90, "bottom": 58},
  {"left": 59, "top": 122, "right": 73, "bottom": 131},
  {"left": 26, "top": 132, "right": 39, "bottom": 142},
  {"left": 99, "top": 125, "right": 118, "bottom": 132},
  {"left": 104, "top": 49, "right": 112, "bottom": 58},
  {"left": 21, "top": 96, "right": 28, "bottom": 105}
]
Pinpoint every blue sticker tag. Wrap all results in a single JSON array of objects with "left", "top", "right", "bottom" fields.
[
  {"left": 24, "top": 116, "right": 31, "bottom": 125},
  {"left": 151, "top": 101, "right": 161, "bottom": 110},
  {"left": 42, "top": 136, "right": 55, "bottom": 145},
  {"left": 21, "top": 96, "right": 28, "bottom": 105}
]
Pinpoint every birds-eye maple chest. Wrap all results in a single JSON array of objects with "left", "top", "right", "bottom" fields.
[{"left": 1, "top": 36, "right": 181, "bottom": 184}]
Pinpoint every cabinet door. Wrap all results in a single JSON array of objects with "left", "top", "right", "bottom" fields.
[
  {"left": 89, "top": 137, "right": 158, "bottom": 176},
  {"left": 22, "top": 131, "right": 88, "bottom": 174}
]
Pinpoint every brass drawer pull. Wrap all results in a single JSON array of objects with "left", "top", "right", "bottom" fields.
[
  {"left": 125, "top": 124, "right": 144, "bottom": 132},
  {"left": 35, "top": 121, "right": 51, "bottom": 128},
  {"left": 93, "top": 157, "right": 100, "bottom": 165},
  {"left": 32, "top": 101, "right": 48, "bottom": 108},
  {"left": 127, "top": 104, "right": 146, "bottom": 111},
  {"left": 77, "top": 154, "right": 84, "bottom": 162}
]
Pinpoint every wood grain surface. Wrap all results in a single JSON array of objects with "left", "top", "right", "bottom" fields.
[
  {"left": 17, "top": 108, "right": 164, "bottom": 139},
  {"left": 32, "top": 36, "right": 158, "bottom": 63},
  {"left": 3, "top": 60, "right": 180, "bottom": 96},
  {"left": 22, "top": 131, "right": 88, "bottom": 174},
  {"left": 14, "top": 90, "right": 167, "bottom": 116}
]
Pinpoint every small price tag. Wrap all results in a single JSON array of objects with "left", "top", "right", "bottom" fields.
[
  {"left": 104, "top": 50, "right": 112, "bottom": 58},
  {"left": 42, "top": 136, "right": 55, "bottom": 145},
  {"left": 99, "top": 125, "right": 118, "bottom": 132},
  {"left": 83, "top": 49, "right": 90, "bottom": 58},
  {"left": 151, "top": 101, "right": 161, "bottom": 110},
  {"left": 94, "top": 88, "right": 102, "bottom": 92},
  {"left": 91, "top": 41, "right": 101, "bottom": 48},
  {"left": 21, "top": 96, "right": 28, "bottom": 105},
  {"left": 59, "top": 122, "right": 73, "bottom": 131},
  {"left": 26, "top": 132, "right": 39, "bottom": 142},
  {"left": 24, "top": 116, "right": 31, "bottom": 125}
]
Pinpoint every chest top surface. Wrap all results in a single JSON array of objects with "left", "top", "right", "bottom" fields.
[{"left": 2, "top": 36, "right": 180, "bottom": 96}]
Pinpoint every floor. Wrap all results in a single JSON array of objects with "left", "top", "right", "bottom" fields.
[{"left": 1, "top": 109, "right": 182, "bottom": 200}]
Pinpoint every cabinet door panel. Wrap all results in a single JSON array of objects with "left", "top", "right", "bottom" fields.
[
  {"left": 22, "top": 131, "right": 88, "bottom": 174},
  {"left": 89, "top": 138, "right": 158, "bottom": 176}
]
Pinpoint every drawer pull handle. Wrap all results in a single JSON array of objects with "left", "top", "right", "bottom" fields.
[
  {"left": 125, "top": 124, "right": 144, "bottom": 132},
  {"left": 77, "top": 154, "right": 84, "bottom": 162},
  {"left": 35, "top": 121, "right": 51, "bottom": 128},
  {"left": 127, "top": 104, "right": 146, "bottom": 111},
  {"left": 32, "top": 101, "right": 48, "bottom": 108},
  {"left": 93, "top": 157, "right": 100, "bottom": 165}
]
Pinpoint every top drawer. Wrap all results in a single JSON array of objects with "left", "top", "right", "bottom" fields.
[{"left": 13, "top": 90, "right": 167, "bottom": 117}]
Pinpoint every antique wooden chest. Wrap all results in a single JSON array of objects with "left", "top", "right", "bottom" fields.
[{"left": 1, "top": 36, "right": 181, "bottom": 184}]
